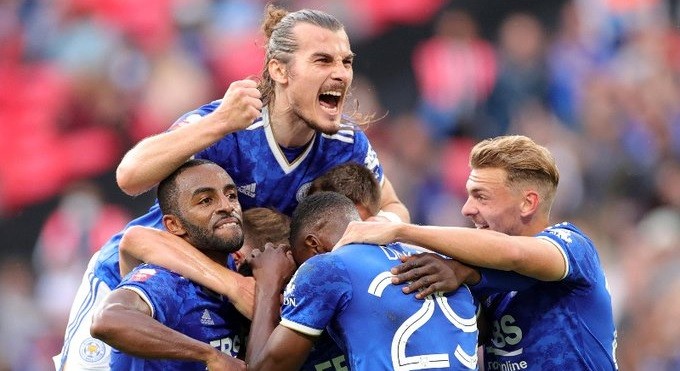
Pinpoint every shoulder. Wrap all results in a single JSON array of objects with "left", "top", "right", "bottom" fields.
[
  {"left": 170, "top": 100, "right": 221, "bottom": 129},
  {"left": 320, "top": 128, "right": 359, "bottom": 145},
  {"left": 538, "top": 222, "right": 593, "bottom": 249},
  {"left": 121, "top": 264, "right": 183, "bottom": 287}
]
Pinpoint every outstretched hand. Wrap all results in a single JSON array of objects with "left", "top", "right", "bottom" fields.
[
  {"left": 391, "top": 253, "right": 480, "bottom": 299},
  {"left": 333, "top": 221, "right": 401, "bottom": 250}
]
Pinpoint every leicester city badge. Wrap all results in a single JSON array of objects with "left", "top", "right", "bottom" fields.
[{"left": 79, "top": 337, "right": 107, "bottom": 363}]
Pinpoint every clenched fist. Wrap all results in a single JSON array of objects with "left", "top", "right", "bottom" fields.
[{"left": 209, "top": 79, "right": 263, "bottom": 136}]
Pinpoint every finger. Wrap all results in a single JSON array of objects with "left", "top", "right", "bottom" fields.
[
  {"left": 245, "top": 74, "right": 262, "bottom": 84},
  {"left": 391, "top": 259, "right": 419, "bottom": 276},
  {"left": 402, "top": 274, "right": 431, "bottom": 293},
  {"left": 233, "top": 78, "right": 259, "bottom": 89}
]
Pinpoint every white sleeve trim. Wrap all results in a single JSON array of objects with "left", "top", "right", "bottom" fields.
[
  {"left": 121, "top": 286, "right": 155, "bottom": 318},
  {"left": 536, "top": 235, "right": 569, "bottom": 280},
  {"left": 279, "top": 318, "right": 323, "bottom": 337}
]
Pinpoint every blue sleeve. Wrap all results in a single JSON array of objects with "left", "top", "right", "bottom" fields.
[
  {"left": 470, "top": 268, "right": 539, "bottom": 297},
  {"left": 168, "top": 100, "right": 219, "bottom": 131},
  {"left": 118, "top": 265, "right": 185, "bottom": 328},
  {"left": 280, "top": 255, "right": 352, "bottom": 336},
  {"left": 538, "top": 224, "right": 602, "bottom": 291},
  {"left": 353, "top": 131, "right": 384, "bottom": 185}
]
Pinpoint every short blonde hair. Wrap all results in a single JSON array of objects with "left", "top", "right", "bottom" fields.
[{"left": 470, "top": 135, "right": 559, "bottom": 209}]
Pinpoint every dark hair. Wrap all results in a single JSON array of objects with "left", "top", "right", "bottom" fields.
[
  {"left": 289, "top": 191, "right": 359, "bottom": 245},
  {"left": 157, "top": 159, "right": 216, "bottom": 216},
  {"left": 309, "top": 163, "right": 381, "bottom": 216},
  {"left": 242, "top": 207, "right": 291, "bottom": 250}
]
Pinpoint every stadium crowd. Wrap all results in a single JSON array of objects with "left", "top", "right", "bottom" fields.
[{"left": 0, "top": 0, "right": 679, "bottom": 369}]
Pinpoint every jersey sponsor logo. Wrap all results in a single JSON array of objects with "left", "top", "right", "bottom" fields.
[
  {"left": 210, "top": 334, "right": 242, "bottom": 357},
  {"left": 79, "top": 337, "right": 107, "bottom": 363},
  {"left": 314, "top": 355, "right": 348, "bottom": 371},
  {"left": 201, "top": 309, "right": 215, "bottom": 325},
  {"left": 296, "top": 182, "right": 312, "bottom": 202},
  {"left": 130, "top": 268, "right": 157, "bottom": 282},
  {"left": 237, "top": 183, "right": 257, "bottom": 198},
  {"left": 283, "top": 273, "right": 298, "bottom": 307},
  {"left": 485, "top": 359, "right": 528, "bottom": 370}
]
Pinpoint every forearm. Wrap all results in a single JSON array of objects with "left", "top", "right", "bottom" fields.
[
  {"left": 92, "top": 303, "right": 218, "bottom": 363},
  {"left": 116, "top": 114, "right": 228, "bottom": 196},
  {"left": 397, "top": 225, "right": 524, "bottom": 271},
  {"left": 121, "top": 226, "right": 255, "bottom": 319},
  {"left": 395, "top": 224, "right": 566, "bottom": 280},
  {"left": 245, "top": 279, "right": 285, "bottom": 363}
]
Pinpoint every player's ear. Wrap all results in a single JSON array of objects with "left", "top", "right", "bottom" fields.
[
  {"left": 520, "top": 190, "right": 540, "bottom": 217},
  {"left": 304, "top": 234, "right": 320, "bottom": 254},
  {"left": 268, "top": 58, "right": 288, "bottom": 84},
  {"left": 163, "top": 215, "right": 187, "bottom": 236}
]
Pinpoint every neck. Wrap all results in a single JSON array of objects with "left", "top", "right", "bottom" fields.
[
  {"left": 199, "top": 249, "right": 230, "bottom": 266},
  {"left": 268, "top": 103, "right": 315, "bottom": 148},
  {"left": 522, "top": 213, "right": 551, "bottom": 236}
]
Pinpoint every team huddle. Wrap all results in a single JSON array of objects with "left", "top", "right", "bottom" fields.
[{"left": 54, "top": 4, "right": 618, "bottom": 371}]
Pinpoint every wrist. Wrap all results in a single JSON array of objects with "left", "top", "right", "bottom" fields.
[{"left": 201, "top": 343, "right": 221, "bottom": 364}]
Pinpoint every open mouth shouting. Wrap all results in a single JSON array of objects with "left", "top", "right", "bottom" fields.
[{"left": 318, "top": 88, "right": 344, "bottom": 116}]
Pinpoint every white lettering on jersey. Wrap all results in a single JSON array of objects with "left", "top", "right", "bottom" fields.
[
  {"left": 210, "top": 335, "right": 241, "bottom": 357},
  {"left": 368, "top": 270, "right": 477, "bottom": 370},
  {"left": 314, "top": 355, "right": 348, "bottom": 371}
]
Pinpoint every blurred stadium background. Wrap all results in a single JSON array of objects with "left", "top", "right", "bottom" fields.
[{"left": 1, "top": 0, "right": 679, "bottom": 369}]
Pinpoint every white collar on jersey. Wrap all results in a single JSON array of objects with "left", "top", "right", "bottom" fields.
[{"left": 262, "top": 107, "right": 316, "bottom": 174}]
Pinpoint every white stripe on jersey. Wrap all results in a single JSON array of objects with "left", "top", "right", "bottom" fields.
[{"left": 321, "top": 131, "right": 355, "bottom": 144}]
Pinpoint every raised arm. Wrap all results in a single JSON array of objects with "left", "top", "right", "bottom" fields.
[
  {"left": 245, "top": 244, "right": 308, "bottom": 371},
  {"left": 336, "top": 222, "right": 566, "bottom": 281},
  {"left": 376, "top": 176, "right": 410, "bottom": 223},
  {"left": 116, "top": 79, "right": 262, "bottom": 196},
  {"left": 245, "top": 244, "right": 297, "bottom": 364},
  {"left": 120, "top": 226, "right": 255, "bottom": 319},
  {"left": 90, "top": 289, "right": 245, "bottom": 370}
]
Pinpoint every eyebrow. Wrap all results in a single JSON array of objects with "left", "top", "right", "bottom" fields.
[
  {"left": 191, "top": 184, "right": 236, "bottom": 197},
  {"left": 311, "top": 51, "right": 355, "bottom": 59}
]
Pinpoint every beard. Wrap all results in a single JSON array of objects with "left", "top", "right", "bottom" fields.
[
  {"left": 180, "top": 217, "right": 244, "bottom": 254},
  {"left": 290, "top": 102, "right": 342, "bottom": 135}
]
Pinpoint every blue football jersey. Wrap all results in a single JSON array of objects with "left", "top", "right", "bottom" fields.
[
  {"left": 281, "top": 243, "right": 479, "bottom": 371},
  {"left": 110, "top": 264, "right": 246, "bottom": 370},
  {"left": 301, "top": 332, "right": 348, "bottom": 371},
  {"left": 93, "top": 103, "right": 384, "bottom": 289},
  {"left": 189, "top": 103, "right": 384, "bottom": 216},
  {"left": 482, "top": 222, "right": 618, "bottom": 370}
]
